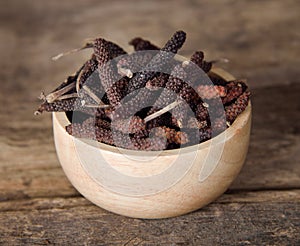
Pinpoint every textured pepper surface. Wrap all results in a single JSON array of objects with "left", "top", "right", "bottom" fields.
[
  {"left": 129, "top": 37, "right": 160, "bottom": 51},
  {"left": 94, "top": 38, "right": 126, "bottom": 107},
  {"left": 111, "top": 88, "right": 157, "bottom": 120},
  {"left": 126, "top": 31, "right": 186, "bottom": 94},
  {"left": 225, "top": 91, "right": 251, "bottom": 123},
  {"left": 111, "top": 116, "right": 146, "bottom": 134},
  {"left": 37, "top": 98, "right": 90, "bottom": 113},
  {"left": 222, "top": 80, "right": 247, "bottom": 104},
  {"left": 196, "top": 85, "right": 227, "bottom": 99},
  {"left": 106, "top": 40, "right": 127, "bottom": 58},
  {"left": 37, "top": 31, "right": 251, "bottom": 150},
  {"left": 153, "top": 126, "right": 189, "bottom": 145},
  {"left": 77, "top": 55, "right": 99, "bottom": 90},
  {"left": 66, "top": 121, "right": 166, "bottom": 151},
  {"left": 117, "top": 52, "right": 157, "bottom": 74},
  {"left": 190, "top": 51, "right": 212, "bottom": 73}
]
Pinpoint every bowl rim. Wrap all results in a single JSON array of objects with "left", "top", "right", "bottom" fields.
[{"left": 53, "top": 67, "right": 252, "bottom": 156}]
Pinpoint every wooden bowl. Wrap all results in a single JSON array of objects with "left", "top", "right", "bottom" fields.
[{"left": 53, "top": 67, "right": 252, "bottom": 219}]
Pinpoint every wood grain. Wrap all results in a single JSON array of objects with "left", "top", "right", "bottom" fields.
[
  {"left": 0, "top": 197, "right": 299, "bottom": 245},
  {"left": 0, "top": 0, "right": 299, "bottom": 244}
]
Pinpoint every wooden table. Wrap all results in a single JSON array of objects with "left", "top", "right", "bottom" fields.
[{"left": 0, "top": 0, "right": 299, "bottom": 244}]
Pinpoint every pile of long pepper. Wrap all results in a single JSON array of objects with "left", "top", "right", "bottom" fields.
[{"left": 36, "top": 30, "right": 251, "bottom": 151}]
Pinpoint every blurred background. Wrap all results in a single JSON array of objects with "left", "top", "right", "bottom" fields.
[
  {"left": 0, "top": 0, "right": 299, "bottom": 244},
  {"left": 1, "top": 0, "right": 299, "bottom": 94}
]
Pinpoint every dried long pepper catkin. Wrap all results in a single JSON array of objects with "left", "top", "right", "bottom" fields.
[
  {"left": 37, "top": 98, "right": 78, "bottom": 113},
  {"left": 77, "top": 116, "right": 111, "bottom": 133},
  {"left": 153, "top": 126, "right": 189, "bottom": 145},
  {"left": 209, "top": 74, "right": 228, "bottom": 86},
  {"left": 222, "top": 80, "right": 247, "bottom": 104},
  {"left": 177, "top": 82, "right": 200, "bottom": 112},
  {"left": 106, "top": 40, "right": 127, "bottom": 58},
  {"left": 67, "top": 121, "right": 166, "bottom": 150},
  {"left": 196, "top": 85, "right": 227, "bottom": 99},
  {"left": 93, "top": 38, "right": 112, "bottom": 68},
  {"left": 197, "top": 127, "right": 213, "bottom": 143},
  {"left": 79, "top": 40, "right": 126, "bottom": 102},
  {"left": 203, "top": 98, "right": 227, "bottom": 121},
  {"left": 195, "top": 103, "right": 209, "bottom": 121},
  {"left": 149, "top": 70, "right": 197, "bottom": 127},
  {"left": 76, "top": 54, "right": 99, "bottom": 91},
  {"left": 37, "top": 31, "right": 251, "bottom": 150},
  {"left": 225, "top": 91, "right": 250, "bottom": 123},
  {"left": 211, "top": 117, "right": 227, "bottom": 134},
  {"left": 162, "top": 30, "right": 186, "bottom": 53},
  {"left": 126, "top": 30, "right": 186, "bottom": 94},
  {"left": 111, "top": 88, "right": 157, "bottom": 120},
  {"left": 171, "top": 77, "right": 209, "bottom": 128},
  {"left": 165, "top": 65, "right": 186, "bottom": 93},
  {"left": 111, "top": 116, "right": 146, "bottom": 134},
  {"left": 129, "top": 37, "right": 160, "bottom": 51},
  {"left": 145, "top": 30, "right": 186, "bottom": 73},
  {"left": 182, "top": 127, "right": 212, "bottom": 145},
  {"left": 187, "top": 117, "right": 207, "bottom": 129},
  {"left": 146, "top": 112, "right": 179, "bottom": 129},
  {"left": 95, "top": 118, "right": 111, "bottom": 130},
  {"left": 147, "top": 56, "right": 208, "bottom": 121},
  {"left": 105, "top": 77, "right": 129, "bottom": 107},
  {"left": 94, "top": 38, "right": 126, "bottom": 107},
  {"left": 66, "top": 116, "right": 112, "bottom": 143},
  {"left": 66, "top": 122, "right": 114, "bottom": 144},
  {"left": 82, "top": 70, "right": 105, "bottom": 99},
  {"left": 130, "top": 135, "right": 167, "bottom": 151},
  {"left": 36, "top": 96, "right": 97, "bottom": 115},
  {"left": 147, "top": 64, "right": 185, "bottom": 115},
  {"left": 176, "top": 51, "right": 213, "bottom": 95},
  {"left": 117, "top": 52, "right": 156, "bottom": 75},
  {"left": 190, "top": 51, "right": 212, "bottom": 73},
  {"left": 171, "top": 102, "right": 190, "bottom": 127},
  {"left": 146, "top": 73, "right": 169, "bottom": 89},
  {"left": 131, "top": 112, "right": 180, "bottom": 139}
]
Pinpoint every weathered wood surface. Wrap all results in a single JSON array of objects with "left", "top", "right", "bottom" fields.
[{"left": 0, "top": 0, "right": 299, "bottom": 244}]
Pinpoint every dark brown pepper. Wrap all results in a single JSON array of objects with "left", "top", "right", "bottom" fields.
[
  {"left": 129, "top": 37, "right": 160, "bottom": 51},
  {"left": 106, "top": 40, "right": 127, "bottom": 58},
  {"left": 182, "top": 127, "right": 212, "bottom": 145},
  {"left": 111, "top": 116, "right": 146, "bottom": 134},
  {"left": 145, "top": 73, "right": 169, "bottom": 90},
  {"left": 126, "top": 30, "right": 186, "bottom": 94},
  {"left": 37, "top": 31, "right": 251, "bottom": 150},
  {"left": 94, "top": 38, "right": 126, "bottom": 107},
  {"left": 190, "top": 51, "right": 212, "bottom": 73},
  {"left": 117, "top": 52, "right": 155, "bottom": 75},
  {"left": 222, "top": 80, "right": 247, "bottom": 104},
  {"left": 147, "top": 64, "right": 186, "bottom": 115},
  {"left": 225, "top": 91, "right": 251, "bottom": 123},
  {"left": 111, "top": 88, "right": 157, "bottom": 120},
  {"left": 153, "top": 126, "right": 189, "bottom": 145},
  {"left": 196, "top": 85, "right": 227, "bottom": 99},
  {"left": 76, "top": 55, "right": 99, "bottom": 92},
  {"left": 105, "top": 78, "right": 129, "bottom": 107},
  {"left": 66, "top": 121, "right": 166, "bottom": 151}
]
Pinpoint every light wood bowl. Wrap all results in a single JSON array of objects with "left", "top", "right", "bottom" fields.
[{"left": 53, "top": 67, "right": 252, "bottom": 219}]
